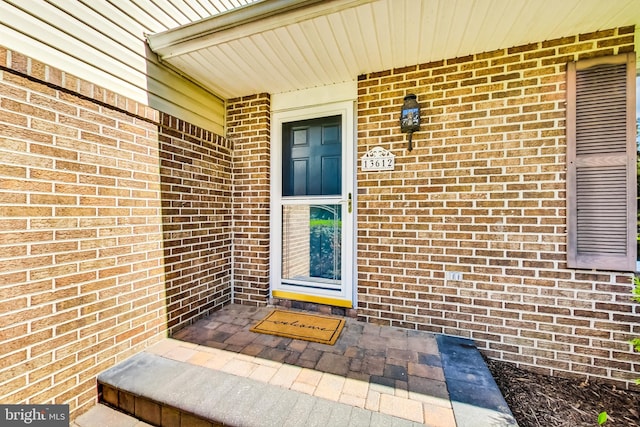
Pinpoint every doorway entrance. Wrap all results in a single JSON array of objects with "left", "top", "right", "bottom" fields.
[{"left": 271, "top": 102, "right": 355, "bottom": 308}]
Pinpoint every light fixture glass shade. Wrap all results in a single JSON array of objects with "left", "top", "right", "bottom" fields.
[
  {"left": 400, "top": 94, "right": 420, "bottom": 151},
  {"left": 400, "top": 94, "right": 420, "bottom": 133}
]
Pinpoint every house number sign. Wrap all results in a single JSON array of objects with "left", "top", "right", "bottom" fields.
[{"left": 361, "top": 146, "right": 395, "bottom": 171}]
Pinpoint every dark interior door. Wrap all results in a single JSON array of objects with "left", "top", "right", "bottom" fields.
[{"left": 282, "top": 115, "right": 341, "bottom": 196}]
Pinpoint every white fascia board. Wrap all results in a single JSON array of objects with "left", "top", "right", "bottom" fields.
[{"left": 147, "top": 0, "right": 376, "bottom": 59}]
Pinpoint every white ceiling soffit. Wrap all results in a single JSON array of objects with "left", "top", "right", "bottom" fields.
[{"left": 147, "top": 0, "right": 640, "bottom": 100}]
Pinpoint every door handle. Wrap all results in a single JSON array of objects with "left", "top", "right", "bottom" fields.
[{"left": 339, "top": 193, "right": 352, "bottom": 213}]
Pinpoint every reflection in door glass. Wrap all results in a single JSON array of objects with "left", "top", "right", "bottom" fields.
[{"left": 282, "top": 204, "right": 341, "bottom": 287}]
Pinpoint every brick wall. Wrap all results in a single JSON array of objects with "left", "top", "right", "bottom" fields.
[
  {"left": 356, "top": 27, "right": 638, "bottom": 387},
  {"left": 227, "top": 94, "right": 271, "bottom": 305},
  {"left": 0, "top": 48, "right": 233, "bottom": 417},
  {"left": 282, "top": 204, "right": 311, "bottom": 279},
  {"left": 1, "top": 24, "right": 638, "bottom": 421},
  {"left": 159, "top": 115, "right": 233, "bottom": 332}
]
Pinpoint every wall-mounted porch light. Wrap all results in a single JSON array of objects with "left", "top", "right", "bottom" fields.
[{"left": 400, "top": 93, "right": 420, "bottom": 152}]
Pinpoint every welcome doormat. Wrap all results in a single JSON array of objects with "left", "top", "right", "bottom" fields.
[{"left": 250, "top": 310, "right": 345, "bottom": 345}]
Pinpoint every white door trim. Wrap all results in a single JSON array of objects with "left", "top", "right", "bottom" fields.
[{"left": 270, "top": 92, "right": 356, "bottom": 307}]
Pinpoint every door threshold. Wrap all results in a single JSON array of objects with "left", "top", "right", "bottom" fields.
[{"left": 271, "top": 290, "right": 353, "bottom": 309}]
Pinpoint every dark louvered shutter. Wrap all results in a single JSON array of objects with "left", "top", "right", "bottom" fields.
[{"left": 567, "top": 53, "right": 636, "bottom": 271}]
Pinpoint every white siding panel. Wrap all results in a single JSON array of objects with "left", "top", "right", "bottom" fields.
[
  {"left": 354, "top": 3, "right": 383, "bottom": 72},
  {"left": 176, "top": 0, "right": 214, "bottom": 19},
  {"left": 105, "top": 0, "right": 177, "bottom": 32},
  {"left": 442, "top": 0, "right": 475, "bottom": 59},
  {"left": 48, "top": 0, "right": 149, "bottom": 56},
  {"left": 338, "top": 8, "right": 371, "bottom": 73},
  {"left": 260, "top": 30, "right": 308, "bottom": 88},
  {"left": 483, "top": 0, "right": 528, "bottom": 53},
  {"left": 147, "top": 59, "right": 226, "bottom": 116},
  {"left": 218, "top": 41, "right": 265, "bottom": 91},
  {"left": 0, "top": 0, "right": 227, "bottom": 134},
  {"left": 236, "top": 37, "right": 282, "bottom": 90},
  {"left": 285, "top": 24, "right": 329, "bottom": 83},
  {"left": 369, "top": 1, "right": 393, "bottom": 71},
  {"left": 78, "top": 0, "right": 155, "bottom": 38},
  {"left": 4, "top": 1, "right": 148, "bottom": 88},
  {"left": 311, "top": 16, "right": 351, "bottom": 78},
  {"left": 148, "top": 0, "right": 640, "bottom": 99},
  {"left": 429, "top": 1, "right": 458, "bottom": 63},
  {"left": 457, "top": 0, "right": 490, "bottom": 56},
  {"left": 250, "top": 33, "right": 305, "bottom": 89},
  {"left": 417, "top": 1, "right": 439, "bottom": 64},
  {"left": 190, "top": 0, "right": 225, "bottom": 16},
  {"left": 0, "top": 16, "right": 144, "bottom": 101},
  {"left": 271, "top": 26, "right": 321, "bottom": 87},
  {"left": 171, "top": 50, "right": 237, "bottom": 99},
  {"left": 138, "top": 0, "right": 196, "bottom": 25},
  {"left": 325, "top": 13, "right": 359, "bottom": 76}
]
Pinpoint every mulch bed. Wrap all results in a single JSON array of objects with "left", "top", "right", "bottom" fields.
[{"left": 486, "top": 359, "right": 640, "bottom": 427}]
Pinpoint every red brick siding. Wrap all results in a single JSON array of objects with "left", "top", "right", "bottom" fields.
[
  {"left": 0, "top": 47, "right": 234, "bottom": 417},
  {"left": 227, "top": 94, "right": 271, "bottom": 305},
  {"left": 356, "top": 27, "right": 638, "bottom": 387},
  {"left": 0, "top": 68, "right": 164, "bottom": 415},
  {"left": 158, "top": 114, "right": 233, "bottom": 332}
]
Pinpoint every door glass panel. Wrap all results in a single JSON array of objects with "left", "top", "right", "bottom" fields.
[
  {"left": 282, "top": 115, "right": 341, "bottom": 196},
  {"left": 282, "top": 204, "right": 342, "bottom": 286}
]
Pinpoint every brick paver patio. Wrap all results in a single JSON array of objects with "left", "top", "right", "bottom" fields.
[
  {"left": 87, "top": 304, "right": 516, "bottom": 426},
  {"left": 169, "top": 304, "right": 456, "bottom": 425}
]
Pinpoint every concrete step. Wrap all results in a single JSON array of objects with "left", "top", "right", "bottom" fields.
[
  {"left": 97, "top": 352, "right": 424, "bottom": 427},
  {"left": 437, "top": 335, "right": 517, "bottom": 427}
]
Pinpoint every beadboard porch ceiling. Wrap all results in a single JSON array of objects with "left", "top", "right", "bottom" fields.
[{"left": 147, "top": 0, "right": 640, "bottom": 100}]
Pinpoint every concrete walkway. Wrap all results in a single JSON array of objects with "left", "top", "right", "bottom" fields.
[
  {"left": 72, "top": 404, "right": 152, "bottom": 427},
  {"left": 84, "top": 304, "right": 516, "bottom": 426}
]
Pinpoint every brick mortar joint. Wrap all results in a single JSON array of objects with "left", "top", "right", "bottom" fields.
[
  {"left": 0, "top": 65, "right": 160, "bottom": 126},
  {"left": 159, "top": 122, "right": 228, "bottom": 149},
  {"left": 357, "top": 26, "right": 634, "bottom": 84},
  {"left": 1, "top": 45, "right": 162, "bottom": 126}
]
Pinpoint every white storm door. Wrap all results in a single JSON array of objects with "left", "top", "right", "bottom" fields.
[{"left": 271, "top": 102, "right": 354, "bottom": 308}]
